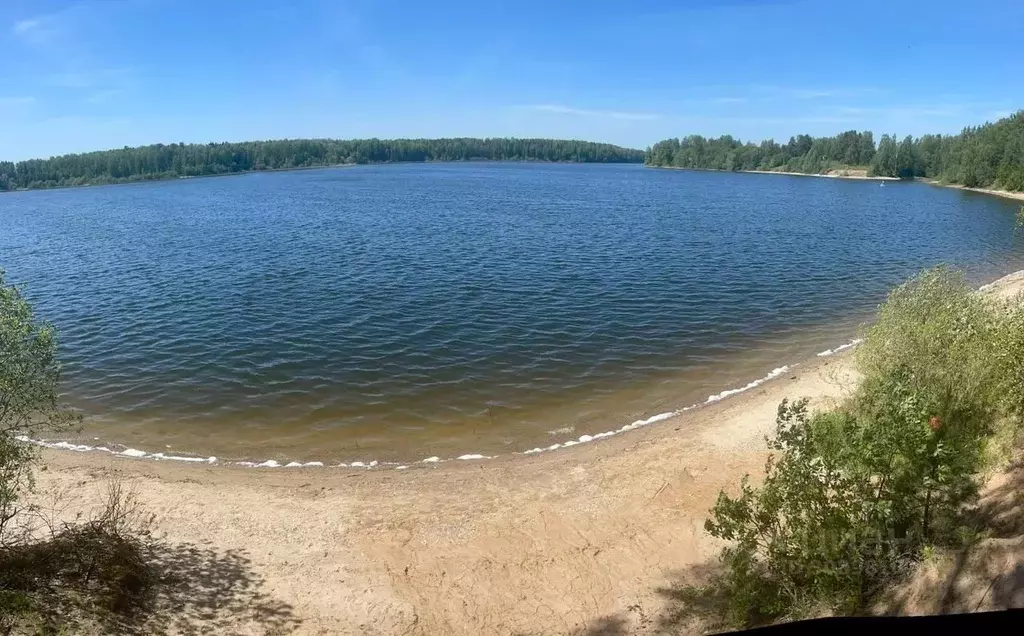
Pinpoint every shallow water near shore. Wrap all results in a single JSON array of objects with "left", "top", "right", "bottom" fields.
[{"left": 2, "top": 163, "right": 1024, "bottom": 463}]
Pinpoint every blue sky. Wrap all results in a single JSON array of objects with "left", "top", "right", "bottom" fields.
[{"left": 2, "top": 0, "right": 1023, "bottom": 160}]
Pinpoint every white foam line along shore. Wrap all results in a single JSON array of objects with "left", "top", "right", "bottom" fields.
[
  {"left": 816, "top": 338, "right": 864, "bottom": 357},
  {"left": 19, "top": 338, "right": 866, "bottom": 470}
]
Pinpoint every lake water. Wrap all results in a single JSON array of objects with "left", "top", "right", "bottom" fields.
[{"left": 2, "top": 163, "right": 1023, "bottom": 464}]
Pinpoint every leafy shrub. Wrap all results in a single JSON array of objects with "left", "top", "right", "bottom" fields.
[
  {"left": 0, "top": 270, "right": 81, "bottom": 544},
  {"left": 857, "top": 268, "right": 1004, "bottom": 430},
  {"left": 690, "top": 268, "right": 1024, "bottom": 627},
  {"left": 994, "top": 293, "right": 1024, "bottom": 417},
  {"left": 705, "top": 400, "right": 922, "bottom": 624}
]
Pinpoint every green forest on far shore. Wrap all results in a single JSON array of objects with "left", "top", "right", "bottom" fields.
[
  {"left": 646, "top": 110, "right": 1024, "bottom": 191},
  {"left": 0, "top": 138, "right": 645, "bottom": 191},
  {"left": 6, "top": 112, "right": 1023, "bottom": 193}
]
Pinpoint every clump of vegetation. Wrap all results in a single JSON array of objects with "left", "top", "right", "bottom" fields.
[
  {"left": 0, "top": 270, "right": 157, "bottom": 633},
  {"left": 0, "top": 269, "right": 81, "bottom": 544},
  {"left": 646, "top": 110, "right": 1024, "bottom": 191},
  {"left": 679, "top": 268, "right": 1024, "bottom": 628},
  {"left": 645, "top": 130, "right": 876, "bottom": 175},
  {"left": 1, "top": 481, "right": 157, "bottom": 634}
]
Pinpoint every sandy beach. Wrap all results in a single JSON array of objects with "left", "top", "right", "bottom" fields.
[
  {"left": 740, "top": 168, "right": 898, "bottom": 181},
  {"left": 35, "top": 349, "right": 860, "bottom": 634},
  {"left": 27, "top": 272, "right": 1024, "bottom": 635},
  {"left": 651, "top": 164, "right": 897, "bottom": 181},
  {"left": 652, "top": 165, "right": 1024, "bottom": 200},
  {"left": 930, "top": 182, "right": 1024, "bottom": 203}
]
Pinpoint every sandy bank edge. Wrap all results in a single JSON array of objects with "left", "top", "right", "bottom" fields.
[
  {"left": 34, "top": 348, "right": 863, "bottom": 635},
  {"left": 928, "top": 181, "right": 1024, "bottom": 203},
  {"left": 650, "top": 164, "right": 1024, "bottom": 200},
  {"left": 649, "top": 164, "right": 896, "bottom": 181}
]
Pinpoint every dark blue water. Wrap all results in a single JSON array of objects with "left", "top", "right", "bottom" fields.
[{"left": 1, "top": 163, "right": 1022, "bottom": 461}]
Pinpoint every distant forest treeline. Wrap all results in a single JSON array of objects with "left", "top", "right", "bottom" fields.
[
  {"left": 0, "top": 138, "right": 645, "bottom": 190},
  {"left": 646, "top": 111, "right": 1024, "bottom": 191}
]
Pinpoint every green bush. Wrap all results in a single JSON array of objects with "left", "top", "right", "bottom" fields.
[
  {"left": 0, "top": 270, "right": 160, "bottom": 632},
  {"left": 0, "top": 270, "right": 80, "bottom": 544},
  {"left": 704, "top": 399, "right": 925, "bottom": 625},
  {"left": 690, "top": 268, "right": 1024, "bottom": 627},
  {"left": 855, "top": 268, "right": 1010, "bottom": 540},
  {"left": 1, "top": 269, "right": 84, "bottom": 629},
  {"left": 995, "top": 289, "right": 1024, "bottom": 417},
  {"left": 857, "top": 268, "right": 1004, "bottom": 430}
]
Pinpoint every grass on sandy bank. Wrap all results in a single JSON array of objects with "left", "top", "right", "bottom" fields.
[{"left": 0, "top": 481, "right": 155, "bottom": 634}]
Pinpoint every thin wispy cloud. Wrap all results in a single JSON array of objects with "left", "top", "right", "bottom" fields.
[
  {"left": 13, "top": 18, "right": 41, "bottom": 33},
  {"left": 701, "top": 85, "right": 885, "bottom": 102},
  {"left": 46, "top": 72, "right": 95, "bottom": 88},
  {"left": 678, "top": 114, "right": 860, "bottom": 127},
  {"left": 44, "top": 67, "right": 138, "bottom": 110},
  {"left": 834, "top": 103, "right": 1000, "bottom": 118},
  {"left": 46, "top": 68, "right": 134, "bottom": 89},
  {"left": 0, "top": 96, "right": 36, "bottom": 106},
  {"left": 11, "top": 14, "right": 62, "bottom": 46},
  {"left": 83, "top": 89, "right": 125, "bottom": 105},
  {"left": 790, "top": 88, "right": 841, "bottom": 99},
  {"left": 775, "top": 86, "right": 885, "bottom": 100},
  {"left": 521, "top": 104, "right": 661, "bottom": 121},
  {"left": 10, "top": 1, "right": 112, "bottom": 49}
]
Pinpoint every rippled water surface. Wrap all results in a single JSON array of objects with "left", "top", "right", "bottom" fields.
[{"left": 2, "top": 164, "right": 1023, "bottom": 462}]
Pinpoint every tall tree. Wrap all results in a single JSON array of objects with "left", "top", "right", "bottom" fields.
[{"left": 896, "top": 135, "right": 917, "bottom": 179}]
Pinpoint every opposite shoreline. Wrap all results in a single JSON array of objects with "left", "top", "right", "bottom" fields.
[
  {"left": 649, "top": 163, "right": 894, "bottom": 180},
  {"left": 0, "top": 159, "right": 644, "bottom": 194},
  {"left": 929, "top": 180, "right": 1024, "bottom": 202},
  {"left": 10, "top": 161, "right": 1023, "bottom": 203},
  {"left": 648, "top": 164, "right": 1024, "bottom": 201}
]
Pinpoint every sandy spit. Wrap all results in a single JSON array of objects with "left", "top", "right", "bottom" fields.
[
  {"left": 927, "top": 181, "right": 1024, "bottom": 203},
  {"left": 649, "top": 164, "right": 897, "bottom": 181},
  {"left": 650, "top": 164, "right": 1024, "bottom": 199},
  {"left": 739, "top": 168, "right": 898, "bottom": 181},
  {"left": 31, "top": 272, "right": 1024, "bottom": 635}
]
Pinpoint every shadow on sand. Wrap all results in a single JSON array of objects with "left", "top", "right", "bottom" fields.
[
  {"left": 3, "top": 533, "right": 301, "bottom": 635},
  {"left": 875, "top": 456, "right": 1024, "bottom": 615},
  {"left": 570, "top": 458, "right": 1024, "bottom": 635},
  {"left": 128, "top": 539, "right": 302, "bottom": 635}
]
